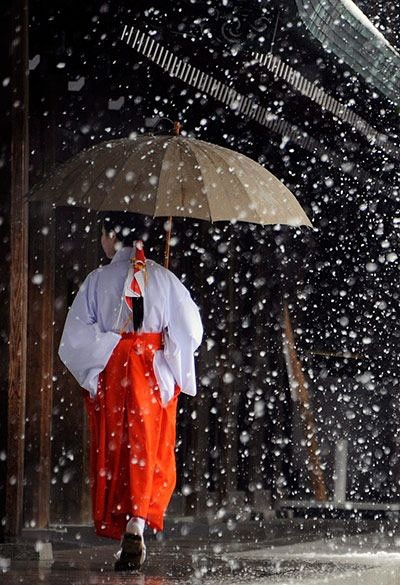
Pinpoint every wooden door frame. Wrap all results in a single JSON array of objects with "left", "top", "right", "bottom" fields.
[{"left": 6, "top": 0, "right": 29, "bottom": 538}]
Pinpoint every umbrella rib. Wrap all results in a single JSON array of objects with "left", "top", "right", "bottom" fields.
[
  {"left": 176, "top": 138, "right": 188, "bottom": 210},
  {"left": 187, "top": 142, "right": 216, "bottom": 222},
  {"left": 76, "top": 147, "right": 129, "bottom": 209},
  {"left": 198, "top": 140, "right": 302, "bottom": 225},
  {"left": 228, "top": 148, "right": 310, "bottom": 225},
  {"left": 40, "top": 141, "right": 122, "bottom": 207},
  {"left": 158, "top": 138, "right": 184, "bottom": 213},
  {"left": 154, "top": 137, "right": 174, "bottom": 218},
  {"left": 155, "top": 136, "right": 195, "bottom": 219},
  {"left": 35, "top": 149, "right": 91, "bottom": 205},
  {"left": 96, "top": 137, "right": 163, "bottom": 212},
  {"left": 221, "top": 153, "right": 265, "bottom": 224},
  {"left": 194, "top": 140, "right": 257, "bottom": 222},
  {"left": 211, "top": 144, "right": 268, "bottom": 224}
]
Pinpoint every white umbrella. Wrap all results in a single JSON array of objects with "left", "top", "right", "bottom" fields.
[
  {"left": 32, "top": 132, "right": 313, "bottom": 266},
  {"left": 32, "top": 134, "right": 312, "bottom": 227}
]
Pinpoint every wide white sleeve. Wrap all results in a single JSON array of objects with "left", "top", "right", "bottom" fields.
[
  {"left": 161, "top": 278, "right": 203, "bottom": 397},
  {"left": 58, "top": 271, "right": 121, "bottom": 396}
]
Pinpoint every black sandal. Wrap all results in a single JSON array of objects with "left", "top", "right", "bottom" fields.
[{"left": 114, "top": 532, "right": 146, "bottom": 571}]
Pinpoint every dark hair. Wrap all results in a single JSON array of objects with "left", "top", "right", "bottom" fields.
[{"left": 102, "top": 211, "right": 137, "bottom": 247}]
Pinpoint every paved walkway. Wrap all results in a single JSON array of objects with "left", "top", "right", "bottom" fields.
[{"left": 2, "top": 519, "right": 400, "bottom": 584}]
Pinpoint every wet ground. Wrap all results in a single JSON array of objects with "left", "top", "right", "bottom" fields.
[{"left": 2, "top": 519, "right": 400, "bottom": 584}]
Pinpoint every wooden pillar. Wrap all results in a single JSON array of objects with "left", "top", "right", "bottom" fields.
[
  {"left": 282, "top": 302, "right": 327, "bottom": 501},
  {"left": 6, "top": 0, "right": 29, "bottom": 537},
  {"left": 24, "top": 86, "right": 58, "bottom": 529},
  {"left": 34, "top": 206, "right": 54, "bottom": 527},
  {"left": 24, "top": 202, "right": 55, "bottom": 528}
]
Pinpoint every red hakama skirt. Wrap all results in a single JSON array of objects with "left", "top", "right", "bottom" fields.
[{"left": 85, "top": 332, "right": 179, "bottom": 540}]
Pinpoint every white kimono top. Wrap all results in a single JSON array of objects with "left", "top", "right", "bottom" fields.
[{"left": 59, "top": 246, "right": 203, "bottom": 405}]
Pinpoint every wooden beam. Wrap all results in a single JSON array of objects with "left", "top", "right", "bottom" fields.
[
  {"left": 282, "top": 303, "right": 327, "bottom": 501},
  {"left": 6, "top": 0, "right": 29, "bottom": 537}
]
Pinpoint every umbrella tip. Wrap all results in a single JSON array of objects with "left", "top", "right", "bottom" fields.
[{"left": 173, "top": 121, "right": 182, "bottom": 136}]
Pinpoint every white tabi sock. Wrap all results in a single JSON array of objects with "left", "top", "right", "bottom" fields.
[{"left": 126, "top": 516, "right": 146, "bottom": 536}]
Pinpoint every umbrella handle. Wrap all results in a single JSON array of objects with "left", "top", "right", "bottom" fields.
[{"left": 164, "top": 216, "right": 173, "bottom": 269}]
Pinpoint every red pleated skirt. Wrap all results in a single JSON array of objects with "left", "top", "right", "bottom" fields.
[{"left": 84, "top": 332, "right": 179, "bottom": 540}]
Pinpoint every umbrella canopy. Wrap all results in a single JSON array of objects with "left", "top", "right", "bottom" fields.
[{"left": 32, "top": 135, "right": 312, "bottom": 227}]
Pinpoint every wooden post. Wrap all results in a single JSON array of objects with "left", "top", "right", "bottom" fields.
[
  {"left": 24, "top": 87, "right": 58, "bottom": 529},
  {"left": 36, "top": 208, "right": 54, "bottom": 527},
  {"left": 6, "top": 0, "right": 29, "bottom": 537},
  {"left": 282, "top": 302, "right": 327, "bottom": 501},
  {"left": 24, "top": 202, "right": 55, "bottom": 528}
]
